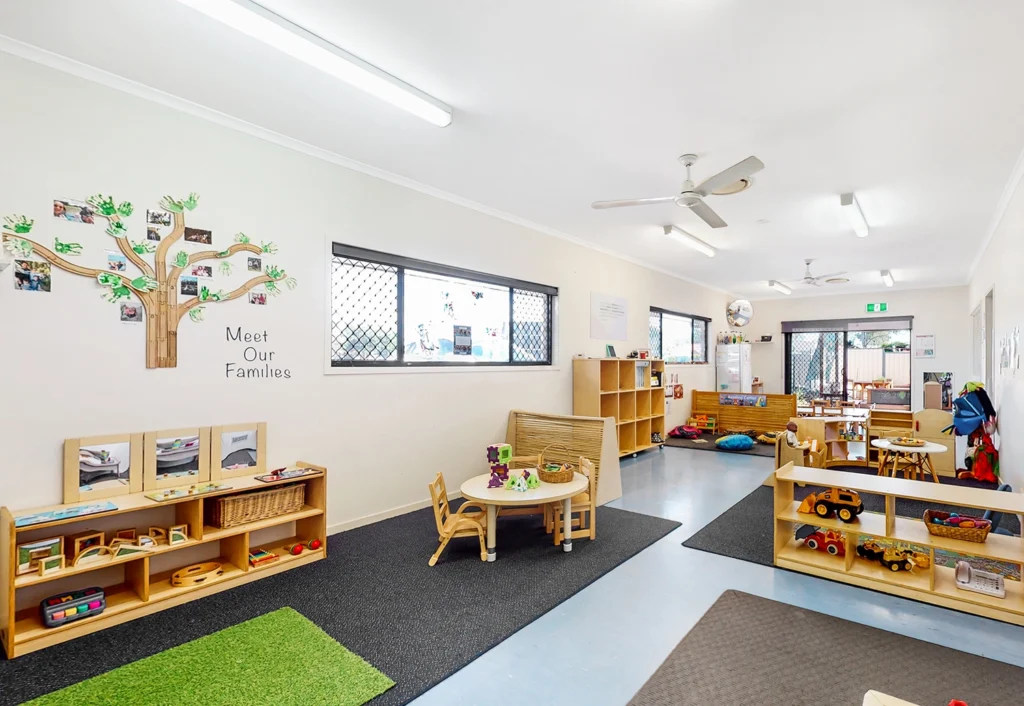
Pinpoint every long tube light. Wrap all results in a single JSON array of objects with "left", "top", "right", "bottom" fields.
[
  {"left": 881, "top": 270, "right": 894, "bottom": 287},
  {"left": 663, "top": 225, "right": 716, "bottom": 258},
  {"left": 173, "top": 0, "right": 453, "bottom": 127},
  {"left": 768, "top": 280, "right": 792, "bottom": 295},
  {"left": 840, "top": 193, "right": 870, "bottom": 237}
]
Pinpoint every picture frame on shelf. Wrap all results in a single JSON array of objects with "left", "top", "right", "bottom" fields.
[
  {"left": 17, "top": 537, "right": 63, "bottom": 576},
  {"left": 143, "top": 427, "right": 211, "bottom": 491},
  {"left": 63, "top": 433, "right": 144, "bottom": 504},
  {"left": 209, "top": 422, "right": 267, "bottom": 481}
]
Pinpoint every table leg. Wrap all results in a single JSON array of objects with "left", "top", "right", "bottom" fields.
[
  {"left": 877, "top": 449, "right": 889, "bottom": 476},
  {"left": 486, "top": 504, "right": 497, "bottom": 562},
  {"left": 925, "top": 454, "right": 940, "bottom": 483},
  {"left": 891, "top": 451, "right": 901, "bottom": 479},
  {"left": 562, "top": 498, "right": 573, "bottom": 553}
]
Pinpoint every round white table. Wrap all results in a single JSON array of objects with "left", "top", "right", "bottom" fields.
[
  {"left": 460, "top": 472, "right": 589, "bottom": 561},
  {"left": 870, "top": 439, "right": 948, "bottom": 483}
]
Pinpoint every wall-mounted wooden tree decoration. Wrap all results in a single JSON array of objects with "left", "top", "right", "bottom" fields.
[{"left": 2, "top": 193, "right": 296, "bottom": 368}]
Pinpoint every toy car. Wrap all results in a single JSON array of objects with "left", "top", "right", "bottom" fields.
[
  {"left": 857, "top": 539, "right": 914, "bottom": 572},
  {"left": 795, "top": 525, "right": 845, "bottom": 556},
  {"left": 797, "top": 488, "right": 864, "bottom": 523}
]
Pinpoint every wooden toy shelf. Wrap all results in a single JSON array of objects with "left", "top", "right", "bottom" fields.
[
  {"left": 573, "top": 358, "right": 666, "bottom": 457},
  {"left": 774, "top": 463, "right": 1024, "bottom": 626},
  {"left": 1, "top": 463, "right": 327, "bottom": 658}
]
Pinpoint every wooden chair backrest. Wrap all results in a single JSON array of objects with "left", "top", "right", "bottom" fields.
[
  {"left": 579, "top": 456, "right": 598, "bottom": 498},
  {"left": 428, "top": 473, "right": 450, "bottom": 535},
  {"left": 509, "top": 454, "right": 541, "bottom": 470}
]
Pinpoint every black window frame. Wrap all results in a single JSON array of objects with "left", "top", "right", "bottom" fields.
[
  {"left": 649, "top": 307, "right": 711, "bottom": 363},
  {"left": 331, "top": 243, "right": 557, "bottom": 368}
]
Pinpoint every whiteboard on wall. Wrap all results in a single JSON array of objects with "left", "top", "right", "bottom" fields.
[{"left": 590, "top": 292, "right": 628, "bottom": 341}]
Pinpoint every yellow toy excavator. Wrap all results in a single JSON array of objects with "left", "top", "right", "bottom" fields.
[{"left": 797, "top": 488, "right": 864, "bottom": 523}]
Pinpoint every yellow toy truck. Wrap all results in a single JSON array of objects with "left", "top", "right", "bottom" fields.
[{"left": 797, "top": 488, "right": 864, "bottom": 523}]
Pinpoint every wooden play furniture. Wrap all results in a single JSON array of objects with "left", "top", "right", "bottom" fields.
[
  {"left": 505, "top": 410, "right": 621, "bottom": 506},
  {"left": 427, "top": 473, "right": 488, "bottom": 567},
  {"left": 691, "top": 391, "right": 797, "bottom": 436},
  {"left": 866, "top": 409, "right": 914, "bottom": 467},
  {"left": 572, "top": 358, "right": 666, "bottom": 458},
  {"left": 871, "top": 439, "right": 946, "bottom": 483},
  {"left": 0, "top": 463, "right": 326, "bottom": 658},
  {"left": 774, "top": 463, "right": 1024, "bottom": 627},
  {"left": 687, "top": 415, "right": 718, "bottom": 434},
  {"left": 792, "top": 416, "right": 866, "bottom": 466},
  {"left": 460, "top": 472, "right": 589, "bottom": 561},
  {"left": 774, "top": 438, "right": 824, "bottom": 470},
  {"left": 912, "top": 409, "right": 956, "bottom": 477},
  {"left": 549, "top": 457, "right": 599, "bottom": 546}
]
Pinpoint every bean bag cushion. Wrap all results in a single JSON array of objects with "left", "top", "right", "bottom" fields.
[
  {"left": 668, "top": 425, "right": 702, "bottom": 439},
  {"left": 756, "top": 431, "right": 780, "bottom": 445},
  {"left": 715, "top": 434, "right": 755, "bottom": 451}
]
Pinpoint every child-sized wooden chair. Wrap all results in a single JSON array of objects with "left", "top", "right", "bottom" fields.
[
  {"left": 428, "top": 473, "right": 488, "bottom": 566},
  {"left": 549, "top": 457, "right": 598, "bottom": 545}
]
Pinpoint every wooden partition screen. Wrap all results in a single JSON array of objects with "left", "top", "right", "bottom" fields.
[{"left": 691, "top": 391, "right": 797, "bottom": 434}]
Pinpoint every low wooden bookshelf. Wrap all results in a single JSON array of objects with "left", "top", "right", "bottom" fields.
[
  {"left": 774, "top": 463, "right": 1024, "bottom": 626},
  {"left": 573, "top": 358, "right": 666, "bottom": 457},
  {"left": 1, "top": 463, "right": 327, "bottom": 658}
]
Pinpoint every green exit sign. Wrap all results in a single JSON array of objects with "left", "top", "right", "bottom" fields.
[{"left": 866, "top": 302, "right": 888, "bottom": 313}]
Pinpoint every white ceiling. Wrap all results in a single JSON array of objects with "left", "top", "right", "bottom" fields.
[{"left": 3, "top": 0, "right": 1024, "bottom": 299}]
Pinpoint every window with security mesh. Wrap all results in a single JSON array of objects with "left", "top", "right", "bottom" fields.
[
  {"left": 330, "top": 244, "right": 556, "bottom": 367},
  {"left": 649, "top": 311, "right": 661, "bottom": 358},
  {"left": 649, "top": 307, "right": 710, "bottom": 364}
]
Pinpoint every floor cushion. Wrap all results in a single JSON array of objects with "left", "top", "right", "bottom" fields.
[{"left": 716, "top": 434, "right": 755, "bottom": 451}]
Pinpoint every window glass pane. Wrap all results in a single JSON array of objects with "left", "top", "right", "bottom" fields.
[
  {"left": 512, "top": 289, "right": 549, "bottom": 363},
  {"left": 403, "top": 269, "right": 510, "bottom": 363},
  {"left": 692, "top": 320, "right": 707, "bottom": 363},
  {"left": 331, "top": 257, "right": 398, "bottom": 362},
  {"left": 649, "top": 311, "right": 662, "bottom": 358},
  {"left": 663, "top": 313, "right": 693, "bottom": 363}
]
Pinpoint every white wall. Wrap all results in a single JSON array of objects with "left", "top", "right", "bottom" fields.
[
  {"left": 747, "top": 286, "right": 971, "bottom": 412},
  {"left": 968, "top": 159, "right": 1024, "bottom": 489},
  {"left": 0, "top": 54, "right": 727, "bottom": 527}
]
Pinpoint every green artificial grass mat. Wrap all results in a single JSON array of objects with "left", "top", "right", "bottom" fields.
[{"left": 27, "top": 607, "right": 394, "bottom": 706}]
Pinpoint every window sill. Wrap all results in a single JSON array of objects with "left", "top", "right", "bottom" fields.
[{"left": 323, "top": 364, "right": 562, "bottom": 376}]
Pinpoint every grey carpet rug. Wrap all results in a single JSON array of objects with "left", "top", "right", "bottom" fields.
[
  {"left": 664, "top": 435, "right": 775, "bottom": 457},
  {"left": 627, "top": 590, "right": 1024, "bottom": 706},
  {"left": 0, "top": 504, "right": 679, "bottom": 706},
  {"left": 683, "top": 466, "right": 1019, "bottom": 567}
]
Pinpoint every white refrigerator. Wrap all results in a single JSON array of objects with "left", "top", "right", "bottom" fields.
[{"left": 716, "top": 343, "right": 752, "bottom": 393}]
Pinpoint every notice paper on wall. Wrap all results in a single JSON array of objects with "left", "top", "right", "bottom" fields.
[
  {"left": 590, "top": 291, "right": 628, "bottom": 341},
  {"left": 914, "top": 334, "right": 936, "bottom": 358},
  {"left": 453, "top": 325, "right": 472, "bottom": 355}
]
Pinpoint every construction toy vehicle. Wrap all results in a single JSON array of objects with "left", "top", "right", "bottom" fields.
[
  {"left": 857, "top": 539, "right": 915, "bottom": 572},
  {"left": 797, "top": 488, "right": 864, "bottom": 523},
  {"left": 795, "top": 525, "right": 846, "bottom": 557}
]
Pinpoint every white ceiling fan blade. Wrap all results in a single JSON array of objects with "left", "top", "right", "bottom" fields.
[
  {"left": 812, "top": 280, "right": 824, "bottom": 287},
  {"left": 688, "top": 199, "right": 727, "bottom": 228},
  {"left": 695, "top": 156, "right": 765, "bottom": 196},
  {"left": 814, "top": 271, "right": 847, "bottom": 280},
  {"left": 591, "top": 196, "right": 675, "bottom": 209}
]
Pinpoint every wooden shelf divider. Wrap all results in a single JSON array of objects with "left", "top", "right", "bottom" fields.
[
  {"left": 574, "top": 358, "right": 665, "bottom": 458},
  {"left": 773, "top": 462, "right": 1024, "bottom": 627},
  {"left": 1, "top": 463, "right": 327, "bottom": 659}
]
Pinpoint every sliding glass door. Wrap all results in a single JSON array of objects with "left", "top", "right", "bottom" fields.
[
  {"left": 786, "top": 331, "right": 845, "bottom": 405},
  {"left": 783, "top": 316, "right": 914, "bottom": 407}
]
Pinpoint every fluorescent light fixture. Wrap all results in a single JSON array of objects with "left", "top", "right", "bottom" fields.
[
  {"left": 768, "top": 280, "right": 792, "bottom": 295},
  {"left": 663, "top": 225, "right": 716, "bottom": 258},
  {"left": 173, "top": 0, "right": 453, "bottom": 127},
  {"left": 881, "top": 269, "right": 894, "bottom": 287},
  {"left": 840, "top": 192, "right": 869, "bottom": 237}
]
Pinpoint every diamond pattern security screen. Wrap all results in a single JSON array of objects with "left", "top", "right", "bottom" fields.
[
  {"left": 649, "top": 311, "right": 662, "bottom": 358},
  {"left": 649, "top": 307, "right": 710, "bottom": 363},
  {"left": 788, "top": 331, "right": 845, "bottom": 405},
  {"left": 331, "top": 258, "right": 398, "bottom": 363},
  {"left": 330, "top": 244, "right": 556, "bottom": 367}
]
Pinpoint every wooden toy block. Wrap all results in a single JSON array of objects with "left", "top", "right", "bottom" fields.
[
  {"left": 169, "top": 524, "right": 188, "bottom": 545},
  {"left": 65, "top": 530, "right": 105, "bottom": 561},
  {"left": 37, "top": 554, "right": 65, "bottom": 577}
]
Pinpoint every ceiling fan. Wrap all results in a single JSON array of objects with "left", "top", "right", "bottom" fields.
[
  {"left": 790, "top": 259, "right": 848, "bottom": 287},
  {"left": 591, "top": 154, "right": 764, "bottom": 229}
]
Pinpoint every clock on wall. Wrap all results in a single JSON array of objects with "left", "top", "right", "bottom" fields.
[{"left": 727, "top": 299, "right": 754, "bottom": 327}]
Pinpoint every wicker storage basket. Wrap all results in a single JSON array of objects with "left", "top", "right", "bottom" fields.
[
  {"left": 210, "top": 483, "right": 305, "bottom": 529},
  {"left": 923, "top": 509, "right": 991, "bottom": 543},
  {"left": 536, "top": 443, "right": 575, "bottom": 484}
]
